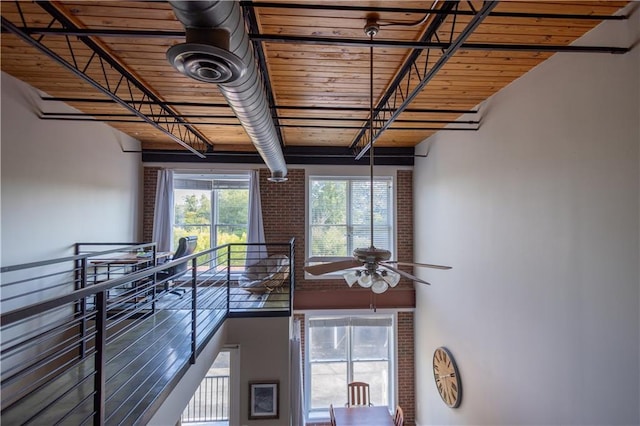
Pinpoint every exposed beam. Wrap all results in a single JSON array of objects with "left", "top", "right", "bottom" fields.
[
  {"left": 248, "top": 34, "right": 629, "bottom": 54},
  {"left": 40, "top": 97, "right": 479, "bottom": 115},
  {"left": 39, "top": 115, "right": 477, "bottom": 131},
  {"left": 7, "top": 27, "right": 185, "bottom": 38},
  {"left": 142, "top": 146, "right": 417, "bottom": 166},
  {"left": 8, "top": 28, "right": 628, "bottom": 54},
  {"left": 244, "top": 1, "right": 628, "bottom": 21},
  {"left": 40, "top": 111, "right": 480, "bottom": 124}
]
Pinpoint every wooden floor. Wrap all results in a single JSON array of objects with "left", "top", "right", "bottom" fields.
[{"left": 1, "top": 305, "right": 226, "bottom": 425}]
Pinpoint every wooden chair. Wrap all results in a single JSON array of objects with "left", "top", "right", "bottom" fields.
[
  {"left": 347, "top": 381, "right": 371, "bottom": 407},
  {"left": 394, "top": 405, "right": 404, "bottom": 426},
  {"left": 329, "top": 403, "right": 336, "bottom": 426}
]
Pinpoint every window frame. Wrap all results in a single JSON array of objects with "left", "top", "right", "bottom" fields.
[
  {"left": 306, "top": 174, "right": 395, "bottom": 274},
  {"left": 172, "top": 172, "right": 250, "bottom": 252},
  {"left": 303, "top": 311, "right": 397, "bottom": 423}
]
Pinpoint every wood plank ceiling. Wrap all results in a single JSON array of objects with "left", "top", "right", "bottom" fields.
[{"left": 0, "top": 1, "right": 631, "bottom": 164}]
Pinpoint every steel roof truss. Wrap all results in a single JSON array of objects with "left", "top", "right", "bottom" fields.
[
  {"left": 1, "top": 1, "right": 213, "bottom": 157},
  {"left": 353, "top": 1, "right": 498, "bottom": 159}
]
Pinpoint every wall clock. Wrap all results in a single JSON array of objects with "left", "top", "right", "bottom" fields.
[{"left": 432, "top": 347, "right": 462, "bottom": 408}]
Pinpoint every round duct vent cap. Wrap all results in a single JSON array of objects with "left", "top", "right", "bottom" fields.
[
  {"left": 267, "top": 172, "right": 288, "bottom": 182},
  {"left": 167, "top": 43, "right": 245, "bottom": 84}
]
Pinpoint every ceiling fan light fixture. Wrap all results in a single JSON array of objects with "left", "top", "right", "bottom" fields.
[
  {"left": 344, "top": 270, "right": 361, "bottom": 287},
  {"left": 371, "top": 274, "right": 389, "bottom": 294},
  {"left": 381, "top": 269, "right": 400, "bottom": 288},
  {"left": 357, "top": 272, "right": 373, "bottom": 288}
]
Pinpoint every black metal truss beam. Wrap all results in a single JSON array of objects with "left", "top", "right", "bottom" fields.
[
  {"left": 349, "top": 0, "right": 457, "bottom": 156},
  {"left": 40, "top": 111, "right": 479, "bottom": 125},
  {"left": 142, "top": 146, "right": 417, "bottom": 166},
  {"left": 248, "top": 34, "right": 629, "bottom": 55},
  {"left": 242, "top": 1, "right": 285, "bottom": 147},
  {"left": 352, "top": 1, "right": 498, "bottom": 158},
  {"left": 4, "top": 27, "right": 185, "bottom": 38},
  {"left": 6, "top": 1, "right": 626, "bottom": 39},
  {"left": 2, "top": 2, "right": 213, "bottom": 157},
  {"left": 39, "top": 115, "right": 478, "bottom": 132},
  {"left": 40, "top": 97, "right": 479, "bottom": 115},
  {"left": 14, "top": 26, "right": 628, "bottom": 54},
  {"left": 244, "top": 1, "right": 628, "bottom": 21}
]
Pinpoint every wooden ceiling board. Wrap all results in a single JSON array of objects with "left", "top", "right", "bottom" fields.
[{"left": 1, "top": 0, "right": 631, "bottom": 157}]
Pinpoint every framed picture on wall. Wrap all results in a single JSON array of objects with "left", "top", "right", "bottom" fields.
[{"left": 249, "top": 381, "right": 279, "bottom": 420}]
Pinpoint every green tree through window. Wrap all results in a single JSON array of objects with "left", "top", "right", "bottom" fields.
[
  {"left": 173, "top": 175, "right": 250, "bottom": 264},
  {"left": 308, "top": 176, "right": 393, "bottom": 262}
]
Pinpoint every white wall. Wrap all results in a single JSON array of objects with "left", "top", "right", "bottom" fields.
[
  {"left": 148, "top": 323, "right": 229, "bottom": 426},
  {"left": 414, "top": 8, "right": 639, "bottom": 426},
  {"left": 226, "top": 316, "right": 291, "bottom": 426},
  {"left": 1, "top": 72, "right": 143, "bottom": 265}
]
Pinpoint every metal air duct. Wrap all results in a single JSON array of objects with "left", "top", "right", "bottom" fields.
[{"left": 167, "top": 1, "right": 288, "bottom": 182}]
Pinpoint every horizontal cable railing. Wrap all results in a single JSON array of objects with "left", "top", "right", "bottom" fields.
[{"left": 0, "top": 238, "right": 294, "bottom": 425}]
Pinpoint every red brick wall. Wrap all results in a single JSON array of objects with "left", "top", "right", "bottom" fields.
[
  {"left": 396, "top": 170, "right": 414, "bottom": 286},
  {"left": 397, "top": 311, "right": 415, "bottom": 426},
  {"left": 142, "top": 167, "right": 160, "bottom": 243}
]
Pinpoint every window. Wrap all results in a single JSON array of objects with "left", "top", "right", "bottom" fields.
[
  {"left": 173, "top": 173, "right": 250, "bottom": 254},
  {"left": 305, "top": 314, "right": 395, "bottom": 419},
  {"left": 308, "top": 176, "right": 393, "bottom": 263}
]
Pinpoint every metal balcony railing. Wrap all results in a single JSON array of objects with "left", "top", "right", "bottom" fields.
[
  {"left": 181, "top": 375, "right": 230, "bottom": 423},
  {"left": 0, "top": 239, "right": 294, "bottom": 425}
]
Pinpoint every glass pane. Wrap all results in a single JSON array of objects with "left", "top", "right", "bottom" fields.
[
  {"left": 310, "top": 180, "right": 347, "bottom": 225},
  {"left": 352, "top": 326, "right": 389, "bottom": 360},
  {"left": 310, "top": 362, "right": 347, "bottom": 409},
  {"left": 350, "top": 180, "right": 391, "bottom": 226},
  {"left": 372, "top": 180, "right": 390, "bottom": 225},
  {"left": 173, "top": 224, "right": 211, "bottom": 253},
  {"left": 216, "top": 225, "right": 248, "bottom": 245},
  {"left": 309, "top": 326, "right": 347, "bottom": 361},
  {"left": 353, "top": 361, "right": 389, "bottom": 407},
  {"left": 174, "top": 189, "right": 212, "bottom": 251},
  {"left": 351, "top": 225, "right": 390, "bottom": 251},
  {"left": 310, "top": 225, "right": 347, "bottom": 257},
  {"left": 350, "top": 180, "right": 370, "bottom": 225},
  {"left": 175, "top": 189, "right": 211, "bottom": 225},
  {"left": 216, "top": 188, "right": 249, "bottom": 225}
]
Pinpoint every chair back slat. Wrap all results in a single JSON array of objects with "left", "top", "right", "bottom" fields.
[
  {"left": 394, "top": 405, "right": 404, "bottom": 426},
  {"left": 347, "top": 381, "right": 370, "bottom": 407}
]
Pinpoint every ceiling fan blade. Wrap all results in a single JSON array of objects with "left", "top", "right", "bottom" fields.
[
  {"left": 304, "top": 259, "right": 362, "bottom": 276},
  {"left": 383, "top": 261, "right": 452, "bottom": 270},
  {"left": 381, "top": 264, "right": 431, "bottom": 286}
]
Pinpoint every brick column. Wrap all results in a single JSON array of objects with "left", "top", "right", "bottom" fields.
[{"left": 142, "top": 167, "right": 160, "bottom": 243}]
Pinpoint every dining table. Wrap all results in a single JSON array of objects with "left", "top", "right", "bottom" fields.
[{"left": 333, "top": 406, "right": 394, "bottom": 426}]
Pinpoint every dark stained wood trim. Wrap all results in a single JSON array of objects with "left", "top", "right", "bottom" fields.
[{"left": 293, "top": 288, "right": 415, "bottom": 310}]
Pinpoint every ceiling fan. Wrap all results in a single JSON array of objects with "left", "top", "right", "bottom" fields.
[{"left": 304, "top": 17, "right": 451, "bottom": 294}]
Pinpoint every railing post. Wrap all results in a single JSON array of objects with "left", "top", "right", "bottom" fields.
[
  {"left": 151, "top": 243, "right": 157, "bottom": 313},
  {"left": 93, "top": 291, "right": 107, "bottom": 426},
  {"left": 79, "top": 257, "right": 88, "bottom": 359},
  {"left": 289, "top": 238, "right": 295, "bottom": 314},
  {"left": 226, "top": 247, "right": 231, "bottom": 315},
  {"left": 190, "top": 257, "right": 197, "bottom": 364}
]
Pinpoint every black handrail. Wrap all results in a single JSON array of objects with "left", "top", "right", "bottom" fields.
[{"left": 2, "top": 243, "right": 222, "bottom": 326}]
